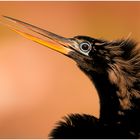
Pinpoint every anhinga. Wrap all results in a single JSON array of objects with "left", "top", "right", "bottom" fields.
[{"left": 2, "top": 16, "right": 140, "bottom": 139}]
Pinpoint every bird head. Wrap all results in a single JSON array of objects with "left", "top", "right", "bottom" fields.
[
  {"left": 2, "top": 16, "right": 140, "bottom": 112},
  {"left": 2, "top": 16, "right": 139, "bottom": 80},
  {"left": 1, "top": 16, "right": 116, "bottom": 75}
]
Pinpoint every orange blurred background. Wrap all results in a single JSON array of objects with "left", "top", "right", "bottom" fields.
[{"left": 0, "top": 1, "right": 140, "bottom": 138}]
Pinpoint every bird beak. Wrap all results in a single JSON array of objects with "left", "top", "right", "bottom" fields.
[{"left": 2, "top": 16, "right": 75, "bottom": 55}]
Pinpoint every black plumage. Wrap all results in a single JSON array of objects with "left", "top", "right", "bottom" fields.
[
  {"left": 2, "top": 16, "right": 140, "bottom": 139},
  {"left": 49, "top": 37, "right": 140, "bottom": 139}
]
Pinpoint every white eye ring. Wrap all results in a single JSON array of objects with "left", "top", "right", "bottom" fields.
[{"left": 79, "top": 42, "right": 92, "bottom": 53}]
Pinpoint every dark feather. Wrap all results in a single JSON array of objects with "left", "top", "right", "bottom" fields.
[
  {"left": 49, "top": 114, "right": 136, "bottom": 138},
  {"left": 50, "top": 37, "right": 140, "bottom": 139}
]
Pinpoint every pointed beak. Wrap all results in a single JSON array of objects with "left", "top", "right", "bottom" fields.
[{"left": 2, "top": 16, "right": 75, "bottom": 55}]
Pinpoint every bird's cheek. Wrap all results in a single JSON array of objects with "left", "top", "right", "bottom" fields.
[{"left": 67, "top": 51, "right": 81, "bottom": 61}]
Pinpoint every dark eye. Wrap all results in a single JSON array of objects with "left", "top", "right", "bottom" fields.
[{"left": 79, "top": 42, "right": 92, "bottom": 53}]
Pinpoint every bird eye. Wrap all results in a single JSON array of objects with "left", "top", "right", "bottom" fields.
[{"left": 79, "top": 42, "right": 92, "bottom": 53}]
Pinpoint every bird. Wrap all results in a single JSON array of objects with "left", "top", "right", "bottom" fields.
[{"left": 2, "top": 16, "right": 140, "bottom": 139}]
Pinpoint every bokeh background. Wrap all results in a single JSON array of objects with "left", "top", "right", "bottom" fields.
[{"left": 0, "top": 1, "right": 140, "bottom": 138}]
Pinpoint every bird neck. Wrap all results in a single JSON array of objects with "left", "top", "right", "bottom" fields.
[
  {"left": 91, "top": 71, "right": 140, "bottom": 136},
  {"left": 82, "top": 68, "right": 140, "bottom": 130},
  {"left": 88, "top": 71, "right": 121, "bottom": 123}
]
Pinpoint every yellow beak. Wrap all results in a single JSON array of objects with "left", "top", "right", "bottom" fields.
[{"left": 2, "top": 16, "right": 74, "bottom": 55}]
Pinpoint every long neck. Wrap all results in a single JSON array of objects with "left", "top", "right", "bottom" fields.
[
  {"left": 82, "top": 68, "right": 139, "bottom": 123},
  {"left": 89, "top": 72, "right": 121, "bottom": 123},
  {"left": 84, "top": 69, "right": 140, "bottom": 135}
]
